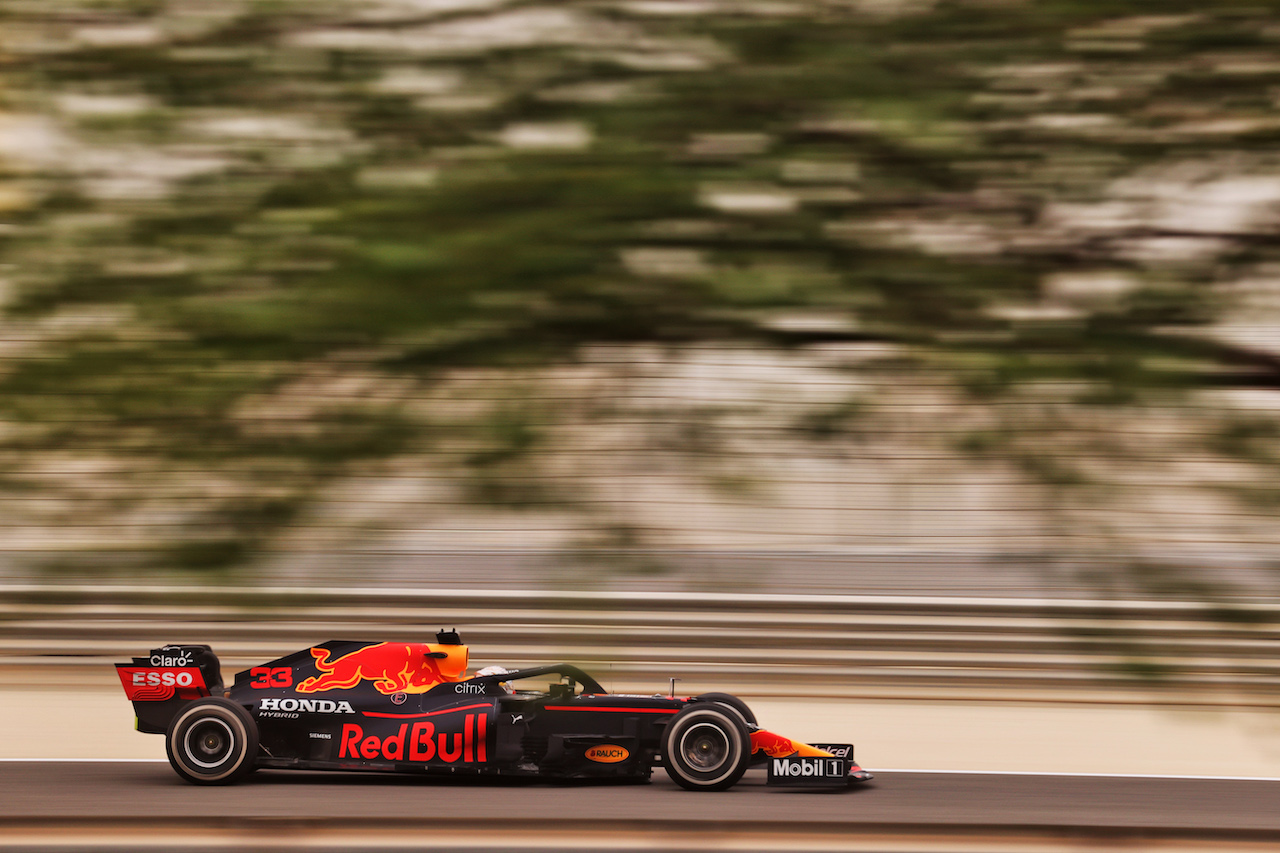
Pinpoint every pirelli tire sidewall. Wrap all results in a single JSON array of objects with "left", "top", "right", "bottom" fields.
[
  {"left": 165, "top": 697, "right": 259, "bottom": 785},
  {"left": 662, "top": 705, "right": 752, "bottom": 792}
]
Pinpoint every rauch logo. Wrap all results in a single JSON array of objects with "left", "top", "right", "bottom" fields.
[{"left": 584, "top": 745, "right": 629, "bottom": 764}]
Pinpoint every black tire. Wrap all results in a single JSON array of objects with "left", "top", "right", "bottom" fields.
[
  {"left": 662, "top": 705, "right": 752, "bottom": 792},
  {"left": 165, "top": 697, "right": 258, "bottom": 785},
  {"left": 693, "top": 692, "right": 757, "bottom": 726}
]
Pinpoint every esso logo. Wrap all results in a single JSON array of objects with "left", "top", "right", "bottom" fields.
[{"left": 132, "top": 670, "right": 195, "bottom": 687}]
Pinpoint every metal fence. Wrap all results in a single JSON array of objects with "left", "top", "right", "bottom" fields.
[{"left": 5, "top": 585, "right": 1278, "bottom": 705}]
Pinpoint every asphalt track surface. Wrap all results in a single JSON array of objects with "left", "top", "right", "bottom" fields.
[{"left": 4, "top": 761, "right": 1280, "bottom": 839}]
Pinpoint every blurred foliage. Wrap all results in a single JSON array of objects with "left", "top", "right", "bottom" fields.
[{"left": 3, "top": 0, "right": 1280, "bottom": 579}]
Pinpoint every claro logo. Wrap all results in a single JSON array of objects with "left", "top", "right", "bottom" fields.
[
  {"left": 150, "top": 651, "right": 193, "bottom": 667},
  {"left": 584, "top": 745, "right": 629, "bottom": 764}
]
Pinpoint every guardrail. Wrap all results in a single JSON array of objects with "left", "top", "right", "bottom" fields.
[{"left": 2, "top": 585, "right": 1278, "bottom": 703}]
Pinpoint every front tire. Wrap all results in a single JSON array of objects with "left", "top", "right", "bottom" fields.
[
  {"left": 165, "top": 697, "right": 258, "bottom": 785},
  {"left": 693, "top": 692, "right": 757, "bottom": 726},
  {"left": 662, "top": 705, "right": 751, "bottom": 791}
]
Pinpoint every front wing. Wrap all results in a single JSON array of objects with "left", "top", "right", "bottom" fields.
[{"left": 765, "top": 742, "right": 873, "bottom": 787}]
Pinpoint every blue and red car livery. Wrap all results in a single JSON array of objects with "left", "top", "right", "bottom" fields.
[{"left": 116, "top": 630, "right": 872, "bottom": 791}]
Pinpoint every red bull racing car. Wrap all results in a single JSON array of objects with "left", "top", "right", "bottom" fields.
[{"left": 116, "top": 630, "right": 872, "bottom": 791}]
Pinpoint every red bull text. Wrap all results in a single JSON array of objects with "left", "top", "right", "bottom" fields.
[{"left": 338, "top": 713, "right": 487, "bottom": 763}]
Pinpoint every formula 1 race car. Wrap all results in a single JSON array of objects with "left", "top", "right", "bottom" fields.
[{"left": 116, "top": 630, "right": 872, "bottom": 791}]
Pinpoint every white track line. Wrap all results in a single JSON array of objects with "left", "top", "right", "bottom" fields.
[
  {"left": 872, "top": 767, "right": 1280, "bottom": 782},
  {"left": 0, "top": 758, "right": 165, "bottom": 763},
  {"left": 3, "top": 758, "right": 1280, "bottom": 781}
]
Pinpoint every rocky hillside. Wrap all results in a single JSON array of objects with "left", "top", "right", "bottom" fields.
[{"left": 3, "top": 1, "right": 1280, "bottom": 595}]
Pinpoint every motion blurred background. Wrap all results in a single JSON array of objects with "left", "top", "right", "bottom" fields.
[{"left": 4, "top": 0, "right": 1280, "bottom": 767}]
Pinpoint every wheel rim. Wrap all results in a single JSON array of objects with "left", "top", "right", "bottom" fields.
[
  {"left": 184, "top": 718, "right": 235, "bottom": 769},
  {"left": 680, "top": 722, "right": 730, "bottom": 772}
]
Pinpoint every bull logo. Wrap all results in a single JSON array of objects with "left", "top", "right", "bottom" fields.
[
  {"left": 297, "top": 642, "right": 468, "bottom": 695},
  {"left": 750, "top": 729, "right": 832, "bottom": 759}
]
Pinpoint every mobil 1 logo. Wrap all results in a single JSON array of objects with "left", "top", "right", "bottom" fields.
[{"left": 767, "top": 756, "right": 848, "bottom": 786}]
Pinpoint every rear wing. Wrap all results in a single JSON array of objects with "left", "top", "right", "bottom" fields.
[{"left": 115, "top": 645, "right": 223, "bottom": 733}]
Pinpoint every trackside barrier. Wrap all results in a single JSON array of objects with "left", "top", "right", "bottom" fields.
[{"left": 1, "top": 585, "right": 1278, "bottom": 702}]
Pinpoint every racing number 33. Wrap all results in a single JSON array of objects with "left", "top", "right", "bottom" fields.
[{"left": 250, "top": 667, "right": 293, "bottom": 688}]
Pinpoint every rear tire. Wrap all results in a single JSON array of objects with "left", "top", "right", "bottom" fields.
[
  {"left": 662, "top": 705, "right": 751, "bottom": 792},
  {"left": 165, "top": 697, "right": 258, "bottom": 785}
]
